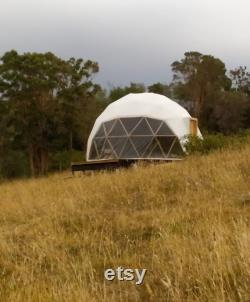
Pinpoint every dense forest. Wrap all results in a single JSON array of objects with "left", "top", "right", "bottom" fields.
[{"left": 0, "top": 50, "right": 250, "bottom": 178}]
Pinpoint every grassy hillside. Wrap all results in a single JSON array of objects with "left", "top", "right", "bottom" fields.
[{"left": 0, "top": 143, "right": 249, "bottom": 301}]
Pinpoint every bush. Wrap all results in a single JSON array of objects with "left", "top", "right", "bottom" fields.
[
  {"left": 184, "top": 130, "right": 250, "bottom": 155},
  {"left": 0, "top": 150, "right": 29, "bottom": 179},
  {"left": 184, "top": 134, "right": 225, "bottom": 154},
  {"left": 49, "top": 150, "right": 84, "bottom": 172}
]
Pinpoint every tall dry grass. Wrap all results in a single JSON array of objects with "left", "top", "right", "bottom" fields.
[{"left": 0, "top": 144, "right": 249, "bottom": 301}]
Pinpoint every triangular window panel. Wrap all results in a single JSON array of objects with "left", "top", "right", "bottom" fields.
[
  {"left": 150, "top": 141, "right": 165, "bottom": 158},
  {"left": 144, "top": 138, "right": 158, "bottom": 158},
  {"left": 146, "top": 118, "right": 162, "bottom": 134},
  {"left": 131, "top": 118, "right": 153, "bottom": 135},
  {"left": 156, "top": 123, "right": 174, "bottom": 135},
  {"left": 100, "top": 139, "right": 116, "bottom": 159},
  {"left": 157, "top": 136, "right": 176, "bottom": 156},
  {"left": 120, "top": 139, "right": 138, "bottom": 158},
  {"left": 109, "top": 119, "right": 126, "bottom": 136},
  {"left": 89, "top": 144, "right": 98, "bottom": 160},
  {"left": 95, "top": 124, "right": 105, "bottom": 138},
  {"left": 104, "top": 120, "right": 116, "bottom": 135},
  {"left": 120, "top": 117, "right": 141, "bottom": 134},
  {"left": 130, "top": 136, "right": 154, "bottom": 157},
  {"left": 169, "top": 140, "right": 184, "bottom": 158},
  {"left": 108, "top": 137, "right": 127, "bottom": 157},
  {"left": 93, "top": 138, "right": 105, "bottom": 155}
]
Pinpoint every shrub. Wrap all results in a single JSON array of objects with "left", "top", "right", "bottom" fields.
[
  {"left": 184, "top": 134, "right": 225, "bottom": 154},
  {"left": 184, "top": 130, "right": 250, "bottom": 155},
  {"left": 49, "top": 150, "right": 84, "bottom": 172},
  {"left": 0, "top": 150, "right": 29, "bottom": 179}
]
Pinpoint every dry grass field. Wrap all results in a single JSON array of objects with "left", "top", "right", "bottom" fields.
[{"left": 0, "top": 143, "right": 250, "bottom": 301}]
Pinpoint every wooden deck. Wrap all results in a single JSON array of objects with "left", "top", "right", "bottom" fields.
[
  {"left": 71, "top": 159, "right": 135, "bottom": 173},
  {"left": 71, "top": 158, "right": 182, "bottom": 173}
]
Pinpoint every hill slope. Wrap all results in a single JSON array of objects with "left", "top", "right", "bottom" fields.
[{"left": 0, "top": 145, "right": 250, "bottom": 301}]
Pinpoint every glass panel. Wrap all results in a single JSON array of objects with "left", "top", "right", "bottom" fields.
[
  {"left": 95, "top": 124, "right": 106, "bottom": 138},
  {"left": 93, "top": 137, "right": 105, "bottom": 155},
  {"left": 146, "top": 118, "right": 162, "bottom": 134},
  {"left": 169, "top": 140, "right": 183, "bottom": 158},
  {"left": 109, "top": 119, "right": 126, "bottom": 136},
  {"left": 108, "top": 137, "right": 128, "bottom": 157},
  {"left": 156, "top": 122, "right": 174, "bottom": 135},
  {"left": 89, "top": 144, "right": 98, "bottom": 160},
  {"left": 100, "top": 139, "right": 116, "bottom": 159},
  {"left": 150, "top": 141, "right": 165, "bottom": 158},
  {"left": 144, "top": 138, "right": 160, "bottom": 158},
  {"left": 131, "top": 118, "right": 153, "bottom": 135},
  {"left": 157, "top": 136, "right": 176, "bottom": 156},
  {"left": 130, "top": 136, "right": 154, "bottom": 157},
  {"left": 104, "top": 120, "right": 116, "bottom": 135},
  {"left": 120, "top": 117, "right": 141, "bottom": 134},
  {"left": 120, "top": 140, "right": 138, "bottom": 158}
]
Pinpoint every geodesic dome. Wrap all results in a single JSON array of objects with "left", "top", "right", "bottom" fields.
[{"left": 86, "top": 93, "right": 201, "bottom": 161}]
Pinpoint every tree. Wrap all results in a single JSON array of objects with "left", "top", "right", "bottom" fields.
[
  {"left": 230, "top": 66, "right": 250, "bottom": 128},
  {"left": 201, "top": 90, "right": 248, "bottom": 133},
  {"left": 171, "top": 51, "right": 231, "bottom": 117},
  {"left": 58, "top": 57, "right": 100, "bottom": 158},
  {"left": 0, "top": 101, "right": 9, "bottom": 177},
  {"left": 230, "top": 66, "right": 250, "bottom": 95},
  {"left": 0, "top": 50, "right": 100, "bottom": 176},
  {"left": 109, "top": 83, "right": 145, "bottom": 102},
  {"left": 147, "top": 82, "right": 172, "bottom": 97}
]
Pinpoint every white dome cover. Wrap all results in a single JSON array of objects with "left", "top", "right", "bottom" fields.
[{"left": 86, "top": 93, "right": 201, "bottom": 160}]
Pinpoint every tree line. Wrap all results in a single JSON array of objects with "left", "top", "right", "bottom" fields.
[{"left": 0, "top": 50, "right": 249, "bottom": 178}]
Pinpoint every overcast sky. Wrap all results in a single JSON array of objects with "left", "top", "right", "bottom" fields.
[{"left": 0, "top": 0, "right": 249, "bottom": 88}]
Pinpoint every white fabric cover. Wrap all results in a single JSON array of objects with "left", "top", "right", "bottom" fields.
[{"left": 86, "top": 93, "right": 201, "bottom": 160}]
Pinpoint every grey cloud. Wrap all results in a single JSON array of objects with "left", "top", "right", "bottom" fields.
[{"left": 0, "top": 0, "right": 249, "bottom": 87}]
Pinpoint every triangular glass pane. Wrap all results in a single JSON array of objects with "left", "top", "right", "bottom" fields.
[
  {"left": 144, "top": 138, "right": 156, "bottom": 158},
  {"left": 145, "top": 138, "right": 164, "bottom": 158},
  {"left": 109, "top": 137, "right": 127, "bottom": 157},
  {"left": 120, "top": 139, "right": 138, "bottom": 158},
  {"left": 109, "top": 119, "right": 126, "bottom": 136},
  {"left": 120, "top": 117, "right": 141, "bottom": 134},
  {"left": 131, "top": 136, "right": 154, "bottom": 157},
  {"left": 157, "top": 136, "right": 176, "bottom": 156},
  {"left": 146, "top": 118, "right": 162, "bottom": 134},
  {"left": 93, "top": 138, "right": 105, "bottom": 155},
  {"left": 100, "top": 139, "right": 116, "bottom": 159},
  {"left": 95, "top": 124, "right": 105, "bottom": 137},
  {"left": 104, "top": 120, "right": 116, "bottom": 135},
  {"left": 89, "top": 144, "right": 98, "bottom": 160},
  {"left": 156, "top": 123, "right": 174, "bottom": 135},
  {"left": 150, "top": 142, "right": 165, "bottom": 158},
  {"left": 169, "top": 140, "right": 183, "bottom": 158},
  {"left": 131, "top": 118, "right": 153, "bottom": 135}
]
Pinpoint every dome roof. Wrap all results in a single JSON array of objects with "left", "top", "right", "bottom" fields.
[{"left": 96, "top": 92, "right": 190, "bottom": 122}]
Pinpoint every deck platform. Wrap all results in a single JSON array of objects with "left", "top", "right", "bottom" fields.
[{"left": 71, "top": 158, "right": 182, "bottom": 174}]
